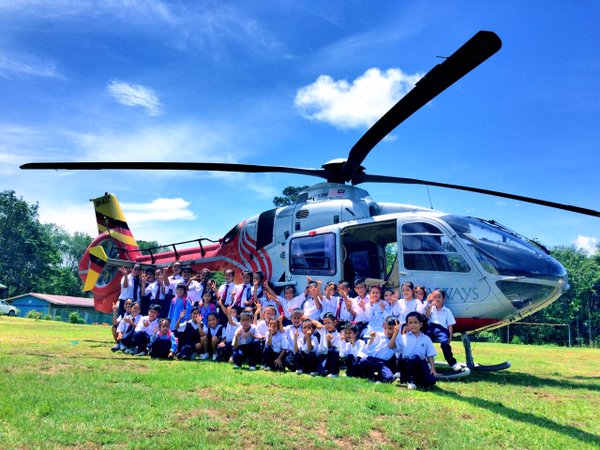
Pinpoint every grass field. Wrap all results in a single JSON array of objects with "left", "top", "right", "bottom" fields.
[{"left": 0, "top": 317, "right": 598, "bottom": 449}]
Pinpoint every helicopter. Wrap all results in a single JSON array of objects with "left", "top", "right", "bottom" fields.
[{"left": 21, "top": 31, "right": 599, "bottom": 373}]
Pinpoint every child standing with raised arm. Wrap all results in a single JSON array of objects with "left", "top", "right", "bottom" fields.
[
  {"left": 425, "top": 288, "right": 461, "bottom": 371},
  {"left": 168, "top": 283, "right": 193, "bottom": 332},
  {"left": 399, "top": 312, "right": 438, "bottom": 389}
]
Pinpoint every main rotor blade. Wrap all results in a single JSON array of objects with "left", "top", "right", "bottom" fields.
[
  {"left": 20, "top": 161, "right": 327, "bottom": 178},
  {"left": 356, "top": 173, "right": 600, "bottom": 218},
  {"left": 339, "top": 31, "right": 502, "bottom": 182}
]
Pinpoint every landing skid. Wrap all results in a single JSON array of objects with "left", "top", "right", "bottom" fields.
[
  {"left": 434, "top": 362, "right": 471, "bottom": 381},
  {"left": 462, "top": 333, "right": 511, "bottom": 371}
]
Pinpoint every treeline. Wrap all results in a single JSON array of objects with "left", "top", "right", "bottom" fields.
[{"left": 1, "top": 189, "right": 598, "bottom": 346}]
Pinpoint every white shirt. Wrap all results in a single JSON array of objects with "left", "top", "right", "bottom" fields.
[
  {"left": 339, "top": 339, "right": 366, "bottom": 358},
  {"left": 284, "top": 323, "right": 302, "bottom": 349},
  {"left": 365, "top": 301, "right": 386, "bottom": 332},
  {"left": 319, "top": 296, "right": 337, "bottom": 320},
  {"left": 429, "top": 306, "right": 456, "bottom": 329},
  {"left": 295, "top": 333, "right": 319, "bottom": 353},
  {"left": 185, "top": 279, "right": 202, "bottom": 304},
  {"left": 135, "top": 315, "right": 159, "bottom": 336},
  {"left": 318, "top": 328, "right": 341, "bottom": 354},
  {"left": 278, "top": 294, "right": 303, "bottom": 319},
  {"left": 301, "top": 296, "right": 321, "bottom": 321},
  {"left": 353, "top": 295, "right": 370, "bottom": 322},
  {"left": 265, "top": 330, "right": 288, "bottom": 353},
  {"left": 224, "top": 317, "right": 240, "bottom": 343},
  {"left": 235, "top": 324, "right": 257, "bottom": 346},
  {"left": 218, "top": 282, "right": 236, "bottom": 306},
  {"left": 117, "top": 312, "right": 141, "bottom": 334},
  {"left": 399, "top": 299, "right": 426, "bottom": 324},
  {"left": 144, "top": 280, "right": 162, "bottom": 301},
  {"left": 399, "top": 331, "right": 437, "bottom": 360},
  {"left": 119, "top": 273, "right": 142, "bottom": 301},
  {"left": 365, "top": 332, "right": 395, "bottom": 361},
  {"left": 255, "top": 320, "right": 269, "bottom": 338}
]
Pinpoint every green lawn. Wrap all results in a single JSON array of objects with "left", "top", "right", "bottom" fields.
[{"left": 0, "top": 317, "right": 598, "bottom": 449}]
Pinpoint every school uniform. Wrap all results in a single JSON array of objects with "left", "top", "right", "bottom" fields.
[
  {"left": 232, "top": 284, "right": 253, "bottom": 309},
  {"left": 283, "top": 323, "right": 302, "bottom": 371},
  {"left": 176, "top": 319, "right": 202, "bottom": 359},
  {"left": 399, "top": 331, "right": 437, "bottom": 387},
  {"left": 217, "top": 282, "right": 236, "bottom": 325},
  {"left": 399, "top": 299, "right": 426, "bottom": 325},
  {"left": 334, "top": 297, "right": 359, "bottom": 324},
  {"left": 357, "top": 332, "right": 397, "bottom": 383},
  {"left": 232, "top": 325, "right": 261, "bottom": 368},
  {"left": 300, "top": 295, "right": 321, "bottom": 321},
  {"left": 262, "top": 330, "right": 289, "bottom": 370},
  {"left": 118, "top": 273, "right": 142, "bottom": 316},
  {"left": 127, "top": 315, "right": 159, "bottom": 354},
  {"left": 339, "top": 339, "right": 366, "bottom": 378},
  {"left": 278, "top": 294, "right": 302, "bottom": 321},
  {"left": 319, "top": 296, "right": 338, "bottom": 320},
  {"left": 317, "top": 328, "right": 341, "bottom": 376},
  {"left": 426, "top": 306, "right": 457, "bottom": 366},
  {"left": 149, "top": 330, "right": 178, "bottom": 359},
  {"left": 117, "top": 313, "right": 142, "bottom": 349},
  {"left": 185, "top": 279, "right": 202, "bottom": 305},
  {"left": 204, "top": 323, "right": 224, "bottom": 357},
  {"left": 199, "top": 303, "right": 217, "bottom": 327},
  {"left": 216, "top": 317, "right": 240, "bottom": 362},
  {"left": 363, "top": 301, "right": 387, "bottom": 337},
  {"left": 293, "top": 333, "right": 319, "bottom": 374}
]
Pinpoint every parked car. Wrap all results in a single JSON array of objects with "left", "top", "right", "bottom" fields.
[{"left": 0, "top": 300, "right": 17, "bottom": 316}]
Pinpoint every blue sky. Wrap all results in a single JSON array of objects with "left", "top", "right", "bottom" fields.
[{"left": 1, "top": 1, "right": 598, "bottom": 254}]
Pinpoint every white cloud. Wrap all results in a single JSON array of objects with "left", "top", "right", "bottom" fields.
[
  {"left": 38, "top": 201, "right": 98, "bottom": 237},
  {"left": 121, "top": 198, "right": 196, "bottom": 224},
  {"left": 294, "top": 68, "right": 422, "bottom": 129},
  {"left": 574, "top": 235, "right": 598, "bottom": 256},
  {"left": 0, "top": 51, "right": 62, "bottom": 79},
  {"left": 107, "top": 80, "right": 162, "bottom": 116}
]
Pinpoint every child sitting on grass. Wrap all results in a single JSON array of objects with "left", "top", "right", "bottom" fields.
[
  {"left": 399, "top": 312, "right": 438, "bottom": 390},
  {"left": 293, "top": 319, "right": 319, "bottom": 376},
  {"left": 149, "top": 318, "right": 177, "bottom": 359},
  {"left": 232, "top": 311, "right": 260, "bottom": 370}
]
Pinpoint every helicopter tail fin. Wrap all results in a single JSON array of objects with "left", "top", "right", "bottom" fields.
[
  {"left": 91, "top": 192, "right": 140, "bottom": 254},
  {"left": 83, "top": 245, "right": 108, "bottom": 292}
]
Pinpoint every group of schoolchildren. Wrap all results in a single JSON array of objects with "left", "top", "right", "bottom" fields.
[{"left": 111, "top": 261, "right": 462, "bottom": 390}]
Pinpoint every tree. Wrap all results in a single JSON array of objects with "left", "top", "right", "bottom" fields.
[
  {"left": 272, "top": 186, "right": 309, "bottom": 207},
  {"left": 0, "top": 191, "right": 61, "bottom": 297}
]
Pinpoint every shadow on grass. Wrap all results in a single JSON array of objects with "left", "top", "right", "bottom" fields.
[
  {"left": 466, "top": 370, "right": 600, "bottom": 392},
  {"left": 436, "top": 387, "right": 600, "bottom": 446}
]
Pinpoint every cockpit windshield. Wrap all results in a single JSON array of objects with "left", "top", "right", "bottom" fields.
[{"left": 442, "top": 215, "right": 566, "bottom": 279}]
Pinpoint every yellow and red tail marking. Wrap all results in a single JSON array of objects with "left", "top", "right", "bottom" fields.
[
  {"left": 83, "top": 245, "right": 108, "bottom": 291},
  {"left": 92, "top": 193, "right": 139, "bottom": 252}
]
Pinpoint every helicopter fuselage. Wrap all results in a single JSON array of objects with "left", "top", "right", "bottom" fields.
[{"left": 82, "top": 186, "right": 568, "bottom": 333}]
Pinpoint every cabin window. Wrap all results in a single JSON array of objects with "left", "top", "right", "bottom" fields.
[
  {"left": 289, "top": 233, "right": 336, "bottom": 276},
  {"left": 401, "top": 222, "right": 470, "bottom": 272}
]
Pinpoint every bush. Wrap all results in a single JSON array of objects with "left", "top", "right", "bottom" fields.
[
  {"left": 25, "top": 310, "right": 43, "bottom": 320},
  {"left": 68, "top": 311, "right": 85, "bottom": 324},
  {"left": 510, "top": 335, "right": 523, "bottom": 345}
]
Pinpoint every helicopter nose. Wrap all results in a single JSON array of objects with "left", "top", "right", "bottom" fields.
[{"left": 495, "top": 264, "right": 568, "bottom": 317}]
